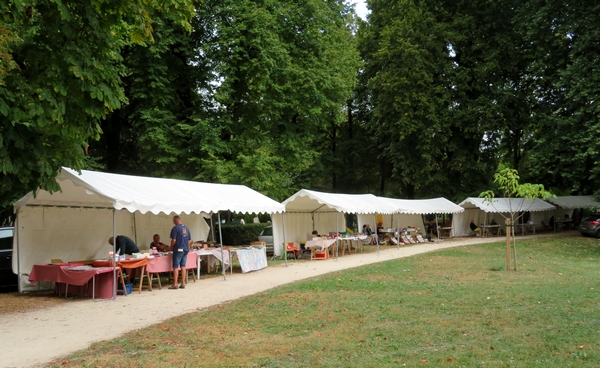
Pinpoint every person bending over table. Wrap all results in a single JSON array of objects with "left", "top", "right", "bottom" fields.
[
  {"left": 169, "top": 215, "right": 192, "bottom": 290},
  {"left": 427, "top": 219, "right": 438, "bottom": 240},
  {"left": 150, "top": 234, "right": 171, "bottom": 252},
  {"left": 469, "top": 220, "right": 481, "bottom": 236},
  {"left": 310, "top": 230, "right": 321, "bottom": 239},
  {"left": 108, "top": 235, "right": 139, "bottom": 255}
]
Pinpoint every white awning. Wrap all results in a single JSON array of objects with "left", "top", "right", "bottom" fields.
[
  {"left": 282, "top": 189, "right": 397, "bottom": 214},
  {"left": 458, "top": 197, "right": 555, "bottom": 213},
  {"left": 378, "top": 197, "right": 464, "bottom": 214},
  {"left": 545, "top": 196, "right": 600, "bottom": 209},
  {"left": 14, "top": 167, "right": 284, "bottom": 215}
]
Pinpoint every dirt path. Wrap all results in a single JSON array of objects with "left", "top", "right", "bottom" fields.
[{"left": 0, "top": 235, "right": 562, "bottom": 367}]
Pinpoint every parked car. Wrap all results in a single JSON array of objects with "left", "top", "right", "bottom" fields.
[
  {"left": 578, "top": 214, "right": 600, "bottom": 238},
  {"left": 257, "top": 225, "right": 274, "bottom": 254},
  {"left": 0, "top": 227, "right": 17, "bottom": 290}
]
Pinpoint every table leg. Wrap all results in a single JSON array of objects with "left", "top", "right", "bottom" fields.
[
  {"left": 92, "top": 275, "right": 96, "bottom": 300},
  {"left": 65, "top": 284, "right": 69, "bottom": 299},
  {"left": 197, "top": 258, "right": 201, "bottom": 280}
]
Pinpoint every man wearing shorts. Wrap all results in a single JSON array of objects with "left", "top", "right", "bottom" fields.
[{"left": 169, "top": 216, "right": 192, "bottom": 289}]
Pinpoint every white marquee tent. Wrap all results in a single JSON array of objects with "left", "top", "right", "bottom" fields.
[
  {"left": 452, "top": 197, "right": 555, "bottom": 236},
  {"left": 545, "top": 195, "right": 600, "bottom": 209},
  {"left": 272, "top": 190, "right": 398, "bottom": 257},
  {"left": 13, "top": 168, "right": 284, "bottom": 293},
  {"left": 530, "top": 195, "right": 600, "bottom": 228},
  {"left": 364, "top": 197, "right": 464, "bottom": 238}
]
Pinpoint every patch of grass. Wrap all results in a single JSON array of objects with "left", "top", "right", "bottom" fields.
[{"left": 49, "top": 237, "right": 600, "bottom": 367}]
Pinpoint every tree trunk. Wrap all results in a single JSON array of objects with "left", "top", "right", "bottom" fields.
[{"left": 505, "top": 218, "right": 511, "bottom": 271}]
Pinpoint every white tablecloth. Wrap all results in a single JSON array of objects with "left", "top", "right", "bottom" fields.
[{"left": 305, "top": 238, "right": 338, "bottom": 250}]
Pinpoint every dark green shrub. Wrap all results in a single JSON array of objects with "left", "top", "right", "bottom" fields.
[{"left": 217, "top": 223, "right": 268, "bottom": 245}]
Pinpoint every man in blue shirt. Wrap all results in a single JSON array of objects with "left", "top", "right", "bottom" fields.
[{"left": 169, "top": 215, "right": 192, "bottom": 289}]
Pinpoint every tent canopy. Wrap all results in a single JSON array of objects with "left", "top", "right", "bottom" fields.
[
  {"left": 13, "top": 168, "right": 284, "bottom": 291},
  {"left": 15, "top": 167, "right": 285, "bottom": 215},
  {"left": 457, "top": 197, "right": 555, "bottom": 213},
  {"left": 378, "top": 197, "right": 464, "bottom": 214},
  {"left": 282, "top": 189, "right": 397, "bottom": 214},
  {"left": 545, "top": 195, "right": 600, "bottom": 209}
]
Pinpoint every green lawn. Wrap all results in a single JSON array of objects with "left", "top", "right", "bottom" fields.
[{"left": 51, "top": 236, "right": 600, "bottom": 367}]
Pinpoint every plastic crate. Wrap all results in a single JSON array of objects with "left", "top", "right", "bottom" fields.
[
  {"left": 117, "top": 283, "right": 133, "bottom": 295},
  {"left": 314, "top": 252, "right": 329, "bottom": 260}
]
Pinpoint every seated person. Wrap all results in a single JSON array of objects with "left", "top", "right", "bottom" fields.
[
  {"left": 310, "top": 230, "right": 321, "bottom": 239},
  {"left": 490, "top": 218, "right": 498, "bottom": 226},
  {"left": 149, "top": 234, "right": 171, "bottom": 252},
  {"left": 108, "top": 235, "right": 139, "bottom": 255},
  {"left": 426, "top": 219, "right": 438, "bottom": 238},
  {"left": 469, "top": 220, "right": 481, "bottom": 236},
  {"left": 376, "top": 221, "right": 384, "bottom": 235},
  {"left": 363, "top": 224, "right": 374, "bottom": 236}
]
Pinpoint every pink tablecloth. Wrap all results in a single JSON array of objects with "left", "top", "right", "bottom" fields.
[
  {"left": 29, "top": 264, "right": 117, "bottom": 299},
  {"left": 146, "top": 252, "right": 198, "bottom": 273}
]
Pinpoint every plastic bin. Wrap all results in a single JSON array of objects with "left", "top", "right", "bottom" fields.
[{"left": 117, "top": 283, "right": 133, "bottom": 295}]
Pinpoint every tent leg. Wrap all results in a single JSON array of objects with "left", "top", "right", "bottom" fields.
[
  {"left": 483, "top": 212, "right": 487, "bottom": 238},
  {"left": 217, "top": 212, "right": 226, "bottom": 281},
  {"left": 374, "top": 215, "right": 379, "bottom": 256},
  {"left": 282, "top": 212, "right": 287, "bottom": 267},
  {"left": 16, "top": 210, "right": 21, "bottom": 293},
  {"left": 210, "top": 214, "right": 215, "bottom": 242},
  {"left": 435, "top": 215, "right": 440, "bottom": 241},
  {"left": 397, "top": 215, "right": 400, "bottom": 249},
  {"left": 112, "top": 209, "right": 117, "bottom": 300},
  {"left": 132, "top": 212, "right": 137, "bottom": 245},
  {"left": 335, "top": 213, "right": 339, "bottom": 261}
]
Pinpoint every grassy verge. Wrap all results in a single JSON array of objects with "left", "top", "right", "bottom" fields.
[{"left": 51, "top": 237, "right": 600, "bottom": 367}]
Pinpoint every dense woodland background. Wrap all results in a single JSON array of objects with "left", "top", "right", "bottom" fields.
[{"left": 1, "top": 0, "right": 599, "bottom": 223}]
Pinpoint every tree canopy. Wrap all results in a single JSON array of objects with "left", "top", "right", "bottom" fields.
[{"left": 1, "top": 0, "right": 597, "bottom": 215}]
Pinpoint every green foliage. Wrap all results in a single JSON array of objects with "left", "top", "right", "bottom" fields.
[
  {"left": 0, "top": 0, "right": 194, "bottom": 207},
  {"left": 480, "top": 168, "right": 552, "bottom": 202},
  {"left": 218, "top": 223, "right": 267, "bottom": 246}
]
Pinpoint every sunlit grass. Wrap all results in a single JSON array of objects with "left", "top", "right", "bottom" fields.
[{"left": 51, "top": 236, "right": 600, "bottom": 367}]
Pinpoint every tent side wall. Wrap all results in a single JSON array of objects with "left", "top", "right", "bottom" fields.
[
  {"left": 357, "top": 214, "right": 425, "bottom": 233},
  {"left": 529, "top": 208, "right": 573, "bottom": 229},
  {"left": 13, "top": 207, "right": 210, "bottom": 292},
  {"left": 14, "top": 207, "right": 132, "bottom": 292},
  {"left": 272, "top": 212, "right": 342, "bottom": 256},
  {"left": 452, "top": 208, "right": 502, "bottom": 237},
  {"left": 133, "top": 212, "right": 210, "bottom": 251}
]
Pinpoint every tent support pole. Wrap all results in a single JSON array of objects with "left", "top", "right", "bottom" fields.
[
  {"left": 397, "top": 214, "right": 401, "bottom": 249},
  {"left": 483, "top": 212, "right": 487, "bottom": 238},
  {"left": 218, "top": 212, "right": 226, "bottom": 281},
  {"left": 435, "top": 214, "right": 440, "bottom": 241},
  {"left": 112, "top": 209, "right": 117, "bottom": 300},
  {"left": 335, "top": 213, "right": 339, "bottom": 261},
  {"left": 16, "top": 209, "right": 21, "bottom": 293},
  {"left": 282, "top": 212, "right": 287, "bottom": 267},
  {"left": 210, "top": 214, "right": 215, "bottom": 242},
  {"left": 132, "top": 212, "right": 137, "bottom": 245},
  {"left": 374, "top": 214, "right": 379, "bottom": 256}
]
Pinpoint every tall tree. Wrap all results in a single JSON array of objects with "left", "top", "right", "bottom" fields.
[
  {"left": 519, "top": 0, "right": 600, "bottom": 196},
  {"left": 188, "top": 0, "right": 361, "bottom": 200},
  {"left": 0, "top": 0, "right": 194, "bottom": 207}
]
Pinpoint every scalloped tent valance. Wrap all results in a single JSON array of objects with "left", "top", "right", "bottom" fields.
[{"left": 14, "top": 167, "right": 285, "bottom": 215}]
